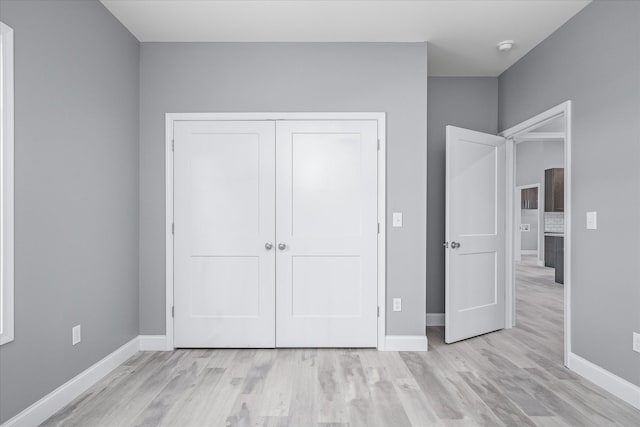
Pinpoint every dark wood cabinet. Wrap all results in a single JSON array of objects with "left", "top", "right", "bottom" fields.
[
  {"left": 544, "top": 236, "right": 556, "bottom": 268},
  {"left": 545, "top": 168, "right": 564, "bottom": 212},
  {"left": 521, "top": 187, "right": 538, "bottom": 209},
  {"left": 544, "top": 235, "right": 564, "bottom": 284},
  {"left": 555, "top": 237, "right": 564, "bottom": 284}
]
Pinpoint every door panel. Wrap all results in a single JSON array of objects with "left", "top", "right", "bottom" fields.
[
  {"left": 173, "top": 121, "right": 276, "bottom": 348},
  {"left": 446, "top": 125, "right": 506, "bottom": 344},
  {"left": 291, "top": 256, "right": 362, "bottom": 317},
  {"left": 291, "top": 133, "right": 363, "bottom": 237},
  {"left": 275, "top": 121, "right": 378, "bottom": 347}
]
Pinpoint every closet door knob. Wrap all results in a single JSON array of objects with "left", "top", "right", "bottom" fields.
[
  {"left": 265, "top": 242, "right": 273, "bottom": 250},
  {"left": 278, "top": 243, "right": 287, "bottom": 250}
]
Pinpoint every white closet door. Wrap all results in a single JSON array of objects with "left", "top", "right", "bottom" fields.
[
  {"left": 275, "top": 121, "right": 378, "bottom": 347},
  {"left": 173, "top": 120, "right": 275, "bottom": 348}
]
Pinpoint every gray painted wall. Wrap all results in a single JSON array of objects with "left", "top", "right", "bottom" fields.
[
  {"left": 426, "top": 77, "right": 498, "bottom": 314},
  {"left": 0, "top": 1, "right": 140, "bottom": 422},
  {"left": 139, "top": 43, "right": 428, "bottom": 336},
  {"left": 516, "top": 141, "right": 564, "bottom": 188},
  {"left": 520, "top": 208, "right": 538, "bottom": 251},
  {"left": 517, "top": 140, "right": 564, "bottom": 261},
  {"left": 499, "top": 1, "right": 640, "bottom": 386}
]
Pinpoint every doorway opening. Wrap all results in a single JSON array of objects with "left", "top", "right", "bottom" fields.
[
  {"left": 502, "top": 101, "right": 571, "bottom": 367},
  {"left": 442, "top": 101, "right": 571, "bottom": 366}
]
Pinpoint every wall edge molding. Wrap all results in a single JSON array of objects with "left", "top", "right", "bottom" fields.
[
  {"left": 568, "top": 352, "right": 640, "bottom": 410},
  {"left": 138, "top": 334, "right": 169, "bottom": 351},
  {"left": 384, "top": 335, "right": 428, "bottom": 352},
  {"left": 1, "top": 337, "right": 139, "bottom": 427},
  {"left": 425, "top": 313, "right": 445, "bottom": 326}
]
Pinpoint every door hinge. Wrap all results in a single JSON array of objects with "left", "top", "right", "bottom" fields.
[
  {"left": 377, "top": 306, "right": 380, "bottom": 317},
  {"left": 377, "top": 223, "right": 380, "bottom": 234},
  {"left": 171, "top": 306, "right": 174, "bottom": 318},
  {"left": 377, "top": 139, "right": 380, "bottom": 150},
  {"left": 172, "top": 140, "right": 174, "bottom": 151},
  {"left": 172, "top": 223, "right": 174, "bottom": 235}
]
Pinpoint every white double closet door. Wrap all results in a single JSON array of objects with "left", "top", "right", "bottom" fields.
[{"left": 173, "top": 119, "right": 378, "bottom": 348}]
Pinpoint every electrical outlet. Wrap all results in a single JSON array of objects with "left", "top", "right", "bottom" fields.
[
  {"left": 72, "top": 325, "right": 81, "bottom": 345},
  {"left": 393, "top": 298, "right": 402, "bottom": 312},
  {"left": 633, "top": 332, "right": 640, "bottom": 353}
]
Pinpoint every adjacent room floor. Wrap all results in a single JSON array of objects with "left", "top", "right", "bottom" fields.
[{"left": 42, "top": 259, "right": 640, "bottom": 426}]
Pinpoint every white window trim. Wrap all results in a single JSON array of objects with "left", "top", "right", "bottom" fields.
[{"left": 0, "top": 21, "right": 15, "bottom": 346}]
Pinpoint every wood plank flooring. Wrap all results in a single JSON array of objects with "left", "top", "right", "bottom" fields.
[{"left": 42, "top": 258, "right": 640, "bottom": 426}]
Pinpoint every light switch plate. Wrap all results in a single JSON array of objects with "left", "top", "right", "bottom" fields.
[
  {"left": 633, "top": 332, "right": 640, "bottom": 353},
  {"left": 393, "top": 298, "right": 402, "bottom": 312},
  {"left": 72, "top": 325, "right": 81, "bottom": 345},
  {"left": 586, "top": 211, "right": 597, "bottom": 229},
  {"left": 392, "top": 212, "right": 403, "bottom": 228}
]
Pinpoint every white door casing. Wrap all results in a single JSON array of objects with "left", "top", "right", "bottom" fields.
[
  {"left": 445, "top": 125, "right": 506, "bottom": 343},
  {"left": 275, "top": 121, "right": 379, "bottom": 347},
  {"left": 169, "top": 115, "right": 384, "bottom": 349},
  {"left": 173, "top": 120, "right": 276, "bottom": 348}
]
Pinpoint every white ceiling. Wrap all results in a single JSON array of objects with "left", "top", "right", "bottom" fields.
[{"left": 100, "top": 0, "right": 590, "bottom": 76}]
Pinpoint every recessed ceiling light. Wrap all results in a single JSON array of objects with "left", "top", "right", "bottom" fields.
[{"left": 497, "top": 40, "right": 515, "bottom": 52}]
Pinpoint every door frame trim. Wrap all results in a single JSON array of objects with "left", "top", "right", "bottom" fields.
[
  {"left": 500, "top": 101, "right": 572, "bottom": 367},
  {"left": 164, "top": 112, "right": 387, "bottom": 351}
]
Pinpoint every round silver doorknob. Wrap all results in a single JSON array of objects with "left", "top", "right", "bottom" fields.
[
  {"left": 278, "top": 243, "right": 287, "bottom": 250},
  {"left": 265, "top": 242, "right": 273, "bottom": 250},
  {"left": 451, "top": 242, "right": 461, "bottom": 249}
]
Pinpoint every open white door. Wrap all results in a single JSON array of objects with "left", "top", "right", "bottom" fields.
[{"left": 445, "top": 126, "right": 506, "bottom": 343}]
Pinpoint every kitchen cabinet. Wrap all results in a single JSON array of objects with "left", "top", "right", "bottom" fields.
[
  {"left": 521, "top": 187, "right": 538, "bottom": 209},
  {"left": 545, "top": 168, "right": 564, "bottom": 212},
  {"left": 544, "top": 235, "right": 564, "bottom": 284},
  {"left": 544, "top": 236, "right": 556, "bottom": 268},
  {"left": 555, "top": 237, "right": 564, "bottom": 284}
]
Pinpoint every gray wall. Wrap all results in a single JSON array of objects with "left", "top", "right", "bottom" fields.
[
  {"left": 516, "top": 140, "right": 564, "bottom": 260},
  {"left": 0, "top": 1, "right": 140, "bottom": 422},
  {"left": 139, "top": 43, "right": 428, "bottom": 336},
  {"left": 426, "top": 77, "right": 498, "bottom": 314},
  {"left": 499, "top": 1, "right": 640, "bottom": 386},
  {"left": 520, "top": 209, "right": 538, "bottom": 251},
  {"left": 516, "top": 141, "right": 564, "bottom": 187}
]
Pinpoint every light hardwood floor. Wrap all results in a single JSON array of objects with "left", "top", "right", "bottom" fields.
[{"left": 43, "top": 258, "right": 640, "bottom": 426}]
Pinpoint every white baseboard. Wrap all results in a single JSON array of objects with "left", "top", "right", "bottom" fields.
[
  {"left": 425, "top": 313, "right": 445, "bottom": 326},
  {"left": 537, "top": 260, "right": 545, "bottom": 267},
  {"left": 138, "top": 335, "right": 169, "bottom": 351},
  {"left": 521, "top": 250, "right": 537, "bottom": 255},
  {"left": 1, "top": 337, "right": 139, "bottom": 427},
  {"left": 384, "top": 335, "right": 428, "bottom": 352},
  {"left": 568, "top": 352, "right": 640, "bottom": 410}
]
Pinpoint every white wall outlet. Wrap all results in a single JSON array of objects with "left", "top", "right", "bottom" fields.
[
  {"left": 393, "top": 298, "right": 402, "bottom": 312},
  {"left": 392, "top": 212, "right": 403, "bottom": 228},
  {"left": 586, "top": 211, "right": 597, "bottom": 229},
  {"left": 633, "top": 332, "right": 640, "bottom": 353},
  {"left": 72, "top": 325, "right": 81, "bottom": 345}
]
